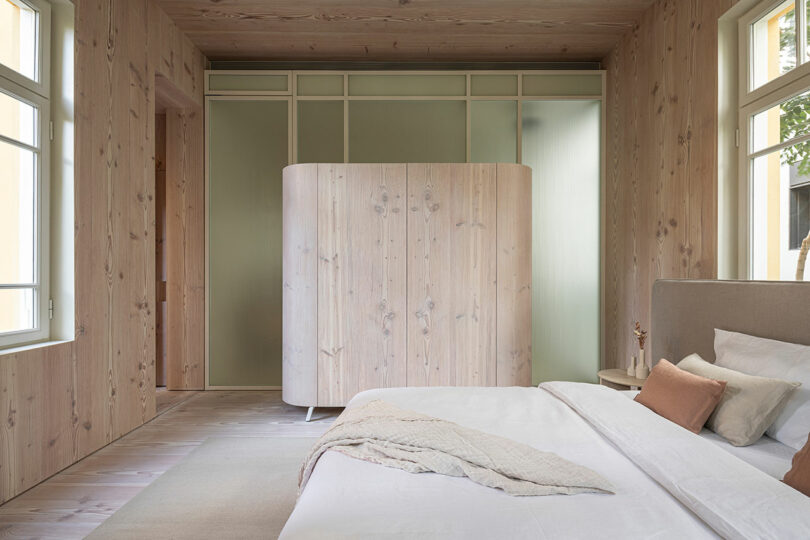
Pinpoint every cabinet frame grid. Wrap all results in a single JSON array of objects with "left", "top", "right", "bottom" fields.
[{"left": 205, "top": 70, "right": 606, "bottom": 390}]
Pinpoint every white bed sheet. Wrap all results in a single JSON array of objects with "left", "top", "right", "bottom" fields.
[
  {"left": 620, "top": 390, "right": 795, "bottom": 479},
  {"left": 281, "top": 386, "right": 718, "bottom": 540}
]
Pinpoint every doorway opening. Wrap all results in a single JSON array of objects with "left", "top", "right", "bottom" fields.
[{"left": 153, "top": 73, "right": 205, "bottom": 395}]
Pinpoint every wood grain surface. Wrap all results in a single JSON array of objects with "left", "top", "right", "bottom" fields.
[
  {"left": 0, "top": 0, "right": 206, "bottom": 505},
  {"left": 282, "top": 164, "right": 319, "bottom": 407},
  {"left": 407, "top": 163, "right": 498, "bottom": 387},
  {"left": 496, "top": 164, "right": 533, "bottom": 387},
  {"left": 317, "top": 164, "right": 408, "bottom": 406},
  {"left": 0, "top": 391, "right": 332, "bottom": 539},
  {"left": 155, "top": 0, "right": 657, "bottom": 62},
  {"left": 602, "top": 0, "right": 735, "bottom": 370}
]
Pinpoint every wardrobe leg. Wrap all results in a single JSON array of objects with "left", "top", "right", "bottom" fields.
[{"left": 305, "top": 407, "right": 314, "bottom": 422}]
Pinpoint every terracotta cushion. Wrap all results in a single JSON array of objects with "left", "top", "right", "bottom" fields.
[
  {"left": 634, "top": 359, "right": 727, "bottom": 433},
  {"left": 784, "top": 433, "right": 810, "bottom": 497}
]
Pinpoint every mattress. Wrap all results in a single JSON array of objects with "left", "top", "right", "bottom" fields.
[
  {"left": 280, "top": 384, "right": 810, "bottom": 539},
  {"left": 620, "top": 390, "right": 795, "bottom": 479}
]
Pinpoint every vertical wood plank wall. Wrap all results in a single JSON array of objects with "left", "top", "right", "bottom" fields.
[
  {"left": 602, "top": 0, "right": 735, "bottom": 370},
  {"left": 155, "top": 113, "right": 167, "bottom": 387},
  {"left": 0, "top": 0, "right": 206, "bottom": 504},
  {"left": 166, "top": 108, "right": 205, "bottom": 390}
]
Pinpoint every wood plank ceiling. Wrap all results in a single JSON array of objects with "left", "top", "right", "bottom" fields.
[{"left": 154, "top": 0, "right": 657, "bottom": 62}]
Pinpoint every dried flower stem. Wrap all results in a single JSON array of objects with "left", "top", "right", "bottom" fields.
[{"left": 633, "top": 321, "right": 648, "bottom": 350}]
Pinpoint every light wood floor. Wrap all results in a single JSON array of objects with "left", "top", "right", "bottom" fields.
[
  {"left": 0, "top": 391, "right": 338, "bottom": 539},
  {"left": 155, "top": 387, "right": 199, "bottom": 415}
]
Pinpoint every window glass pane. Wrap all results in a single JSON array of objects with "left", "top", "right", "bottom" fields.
[
  {"left": 470, "top": 75, "right": 518, "bottom": 96},
  {"left": 208, "top": 99, "right": 288, "bottom": 386},
  {"left": 790, "top": 184, "right": 810, "bottom": 250},
  {"left": 297, "top": 100, "right": 343, "bottom": 163},
  {"left": 297, "top": 74, "right": 343, "bottom": 96},
  {"left": 752, "top": 89, "right": 810, "bottom": 152},
  {"left": 0, "top": 140, "right": 36, "bottom": 284},
  {"left": 0, "top": 0, "right": 38, "bottom": 82},
  {"left": 0, "top": 89, "right": 36, "bottom": 146},
  {"left": 349, "top": 101, "right": 466, "bottom": 162},
  {"left": 807, "top": 0, "right": 810, "bottom": 62},
  {"left": 208, "top": 74, "right": 288, "bottom": 92},
  {"left": 0, "top": 288, "right": 35, "bottom": 333},
  {"left": 522, "top": 100, "right": 601, "bottom": 382},
  {"left": 751, "top": 0, "right": 796, "bottom": 90},
  {"left": 471, "top": 100, "right": 517, "bottom": 163},
  {"left": 522, "top": 74, "right": 602, "bottom": 96},
  {"left": 0, "top": 288, "right": 35, "bottom": 334},
  {"left": 751, "top": 140, "right": 810, "bottom": 280},
  {"left": 348, "top": 75, "right": 466, "bottom": 96}
]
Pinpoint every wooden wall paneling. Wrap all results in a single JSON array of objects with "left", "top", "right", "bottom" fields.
[
  {"left": 182, "top": 107, "right": 206, "bottom": 391},
  {"left": 317, "top": 164, "right": 408, "bottom": 406},
  {"left": 496, "top": 164, "right": 532, "bottom": 386},
  {"left": 126, "top": 0, "right": 156, "bottom": 435},
  {"left": 0, "top": 0, "right": 207, "bottom": 505},
  {"left": 165, "top": 107, "right": 205, "bottom": 390},
  {"left": 602, "top": 0, "right": 734, "bottom": 370},
  {"left": 407, "top": 163, "right": 497, "bottom": 387},
  {"left": 282, "top": 165, "right": 318, "bottom": 407},
  {"left": 155, "top": 114, "right": 167, "bottom": 387}
]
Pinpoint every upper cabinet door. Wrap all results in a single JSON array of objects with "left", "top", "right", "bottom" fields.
[
  {"left": 317, "top": 164, "right": 408, "bottom": 406},
  {"left": 407, "top": 163, "right": 498, "bottom": 387}
]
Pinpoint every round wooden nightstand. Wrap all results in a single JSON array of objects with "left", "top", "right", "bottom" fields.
[{"left": 598, "top": 369, "right": 647, "bottom": 391}]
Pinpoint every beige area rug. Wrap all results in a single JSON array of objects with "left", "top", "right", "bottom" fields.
[{"left": 86, "top": 437, "right": 316, "bottom": 540}]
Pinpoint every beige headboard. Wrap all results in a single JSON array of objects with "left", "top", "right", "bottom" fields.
[{"left": 651, "top": 280, "right": 810, "bottom": 365}]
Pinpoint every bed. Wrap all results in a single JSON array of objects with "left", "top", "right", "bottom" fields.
[{"left": 280, "top": 280, "right": 810, "bottom": 539}]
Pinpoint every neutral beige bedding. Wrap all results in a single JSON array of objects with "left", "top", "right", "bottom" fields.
[{"left": 299, "top": 399, "right": 614, "bottom": 497}]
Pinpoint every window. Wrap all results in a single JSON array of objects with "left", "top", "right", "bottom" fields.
[
  {"left": 0, "top": 0, "right": 50, "bottom": 347},
  {"left": 745, "top": 0, "right": 809, "bottom": 92}
]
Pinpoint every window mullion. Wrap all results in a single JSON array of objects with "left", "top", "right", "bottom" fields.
[{"left": 794, "top": 0, "right": 807, "bottom": 67}]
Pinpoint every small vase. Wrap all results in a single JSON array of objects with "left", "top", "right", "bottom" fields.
[
  {"left": 635, "top": 349, "right": 649, "bottom": 379},
  {"left": 627, "top": 356, "right": 636, "bottom": 377}
]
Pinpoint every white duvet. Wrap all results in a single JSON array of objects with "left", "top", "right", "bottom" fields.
[{"left": 280, "top": 383, "right": 810, "bottom": 540}]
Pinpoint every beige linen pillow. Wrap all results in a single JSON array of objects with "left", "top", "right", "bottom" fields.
[{"left": 677, "top": 354, "right": 800, "bottom": 446}]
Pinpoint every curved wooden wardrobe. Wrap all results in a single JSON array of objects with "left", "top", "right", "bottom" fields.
[{"left": 283, "top": 163, "right": 531, "bottom": 408}]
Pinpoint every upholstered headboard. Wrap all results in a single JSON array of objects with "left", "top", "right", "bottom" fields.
[{"left": 651, "top": 280, "right": 810, "bottom": 365}]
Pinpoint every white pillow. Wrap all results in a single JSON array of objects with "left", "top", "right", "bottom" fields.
[{"left": 714, "top": 329, "right": 809, "bottom": 450}]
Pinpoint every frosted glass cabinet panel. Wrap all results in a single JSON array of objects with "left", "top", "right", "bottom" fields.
[
  {"left": 349, "top": 101, "right": 466, "bottom": 163},
  {"left": 297, "top": 100, "right": 343, "bottom": 163},
  {"left": 208, "top": 74, "right": 289, "bottom": 93},
  {"left": 208, "top": 99, "right": 289, "bottom": 387},
  {"left": 522, "top": 100, "right": 601, "bottom": 383},
  {"left": 296, "top": 74, "right": 344, "bottom": 96},
  {"left": 348, "top": 74, "right": 466, "bottom": 96},
  {"left": 471, "top": 100, "right": 517, "bottom": 163}
]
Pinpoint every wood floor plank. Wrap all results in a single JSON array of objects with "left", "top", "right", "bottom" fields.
[{"left": 0, "top": 391, "right": 334, "bottom": 539}]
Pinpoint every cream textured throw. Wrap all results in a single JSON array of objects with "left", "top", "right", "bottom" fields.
[{"left": 299, "top": 400, "right": 614, "bottom": 497}]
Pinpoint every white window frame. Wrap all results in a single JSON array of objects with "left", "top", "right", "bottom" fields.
[
  {"left": 0, "top": 0, "right": 51, "bottom": 348},
  {"left": 737, "top": 0, "right": 810, "bottom": 278}
]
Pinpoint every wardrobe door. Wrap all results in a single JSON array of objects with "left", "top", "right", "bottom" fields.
[
  {"left": 407, "top": 163, "right": 498, "bottom": 387},
  {"left": 208, "top": 98, "right": 288, "bottom": 387},
  {"left": 317, "top": 164, "right": 408, "bottom": 406},
  {"left": 522, "top": 100, "right": 601, "bottom": 383}
]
